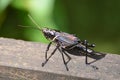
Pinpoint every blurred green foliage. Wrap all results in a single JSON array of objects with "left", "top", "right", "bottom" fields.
[{"left": 0, "top": 0, "right": 120, "bottom": 54}]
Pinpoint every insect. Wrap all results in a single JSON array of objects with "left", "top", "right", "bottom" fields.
[{"left": 20, "top": 14, "right": 96, "bottom": 71}]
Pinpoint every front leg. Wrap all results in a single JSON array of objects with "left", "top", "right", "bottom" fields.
[
  {"left": 42, "top": 42, "right": 52, "bottom": 67},
  {"left": 42, "top": 44, "right": 59, "bottom": 67},
  {"left": 45, "top": 42, "right": 52, "bottom": 60},
  {"left": 42, "top": 36, "right": 59, "bottom": 67}
]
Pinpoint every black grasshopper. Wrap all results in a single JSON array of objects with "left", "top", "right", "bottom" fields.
[{"left": 21, "top": 15, "right": 96, "bottom": 71}]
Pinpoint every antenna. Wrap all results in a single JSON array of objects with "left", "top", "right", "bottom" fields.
[
  {"left": 18, "top": 25, "right": 39, "bottom": 30},
  {"left": 28, "top": 14, "right": 42, "bottom": 31}
]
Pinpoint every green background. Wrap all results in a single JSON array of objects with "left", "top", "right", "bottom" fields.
[{"left": 0, "top": 0, "right": 120, "bottom": 54}]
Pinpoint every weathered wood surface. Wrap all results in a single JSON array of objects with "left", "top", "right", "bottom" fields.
[{"left": 0, "top": 38, "right": 120, "bottom": 80}]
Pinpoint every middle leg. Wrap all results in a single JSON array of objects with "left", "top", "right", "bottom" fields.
[{"left": 58, "top": 47, "right": 69, "bottom": 71}]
